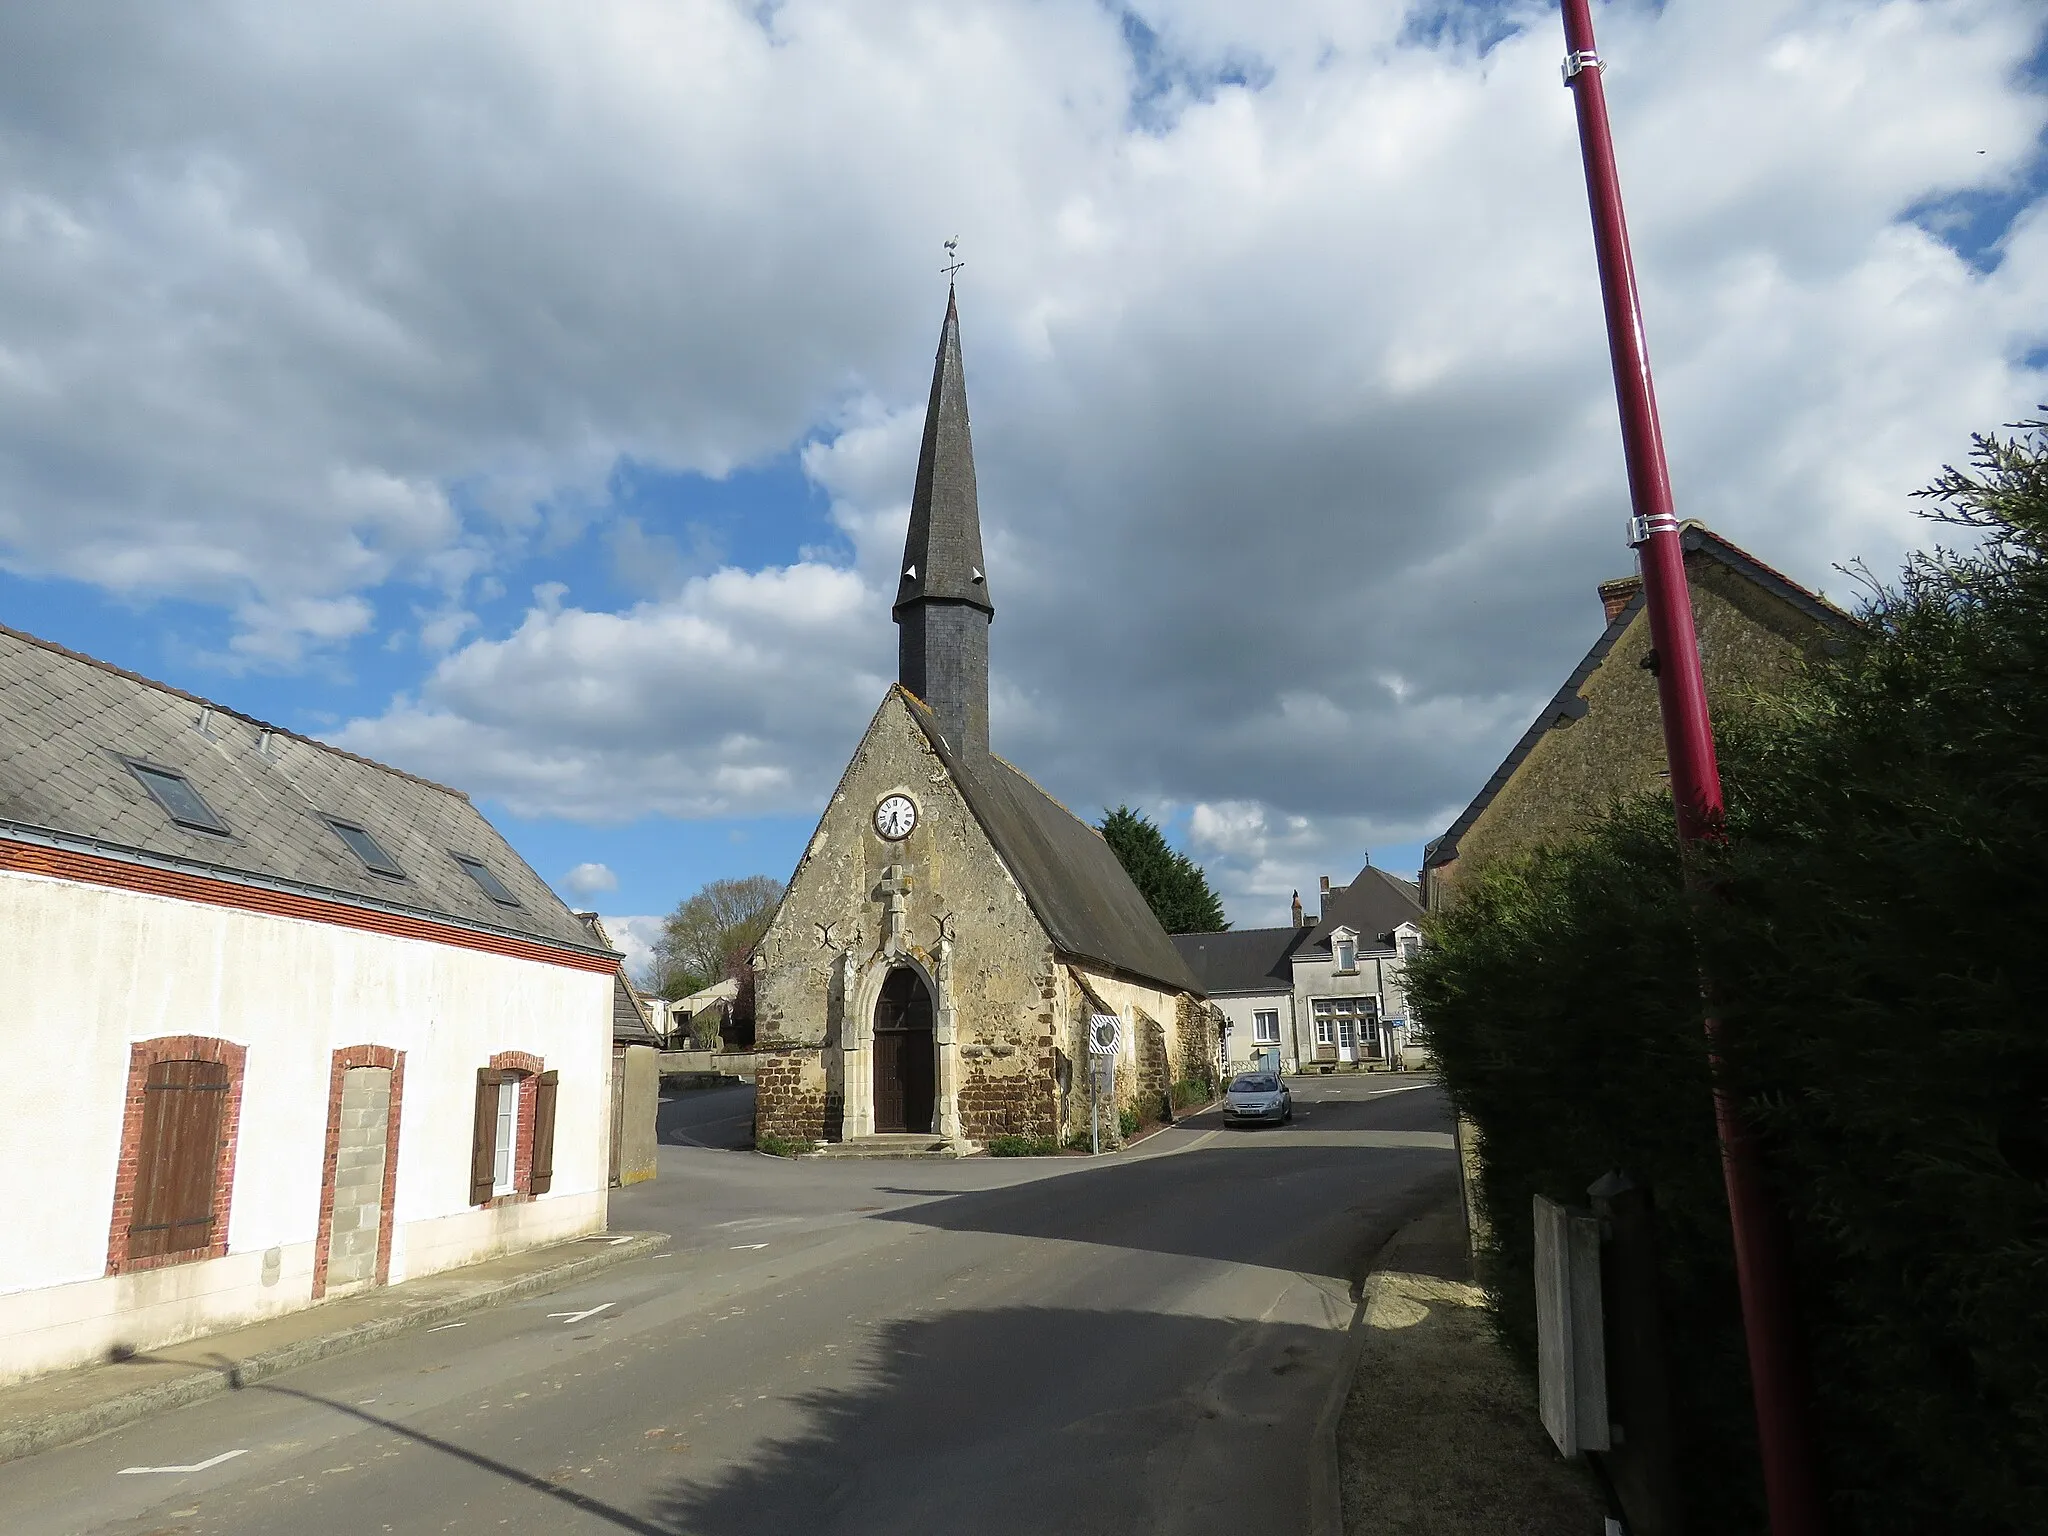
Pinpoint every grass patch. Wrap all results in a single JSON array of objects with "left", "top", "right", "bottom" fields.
[
  {"left": 986, "top": 1133, "right": 1061, "bottom": 1157},
  {"left": 754, "top": 1131, "right": 815, "bottom": 1157}
]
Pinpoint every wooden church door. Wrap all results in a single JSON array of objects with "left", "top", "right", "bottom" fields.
[{"left": 873, "top": 966, "right": 936, "bottom": 1134}]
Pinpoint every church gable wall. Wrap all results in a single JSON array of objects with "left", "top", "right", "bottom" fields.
[{"left": 753, "top": 692, "right": 1063, "bottom": 1145}]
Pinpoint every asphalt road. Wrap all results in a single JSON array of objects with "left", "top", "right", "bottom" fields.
[{"left": 1, "top": 1076, "right": 1455, "bottom": 1536}]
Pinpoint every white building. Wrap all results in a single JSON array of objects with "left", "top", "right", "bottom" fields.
[
  {"left": 0, "top": 623, "right": 621, "bottom": 1385},
  {"left": 1173, "top": 864, "right": 1427, "bottom": 1075}
]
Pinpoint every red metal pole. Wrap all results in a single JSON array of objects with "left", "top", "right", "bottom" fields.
[{"left": 1557, "top": 3, "right": 1827, "bottom": 1531}]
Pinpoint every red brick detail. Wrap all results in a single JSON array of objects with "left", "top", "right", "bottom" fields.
[
  {"left": 106, "top": 1036, "right": 248, "bottom": 1277},
  {"left": 310, "top": 1045, "right": 406, "bottom": 1301},
  {"left": 484, "top": 1051, "right": 544, "bottom": 1207},
  {"left": 1, "top": 838, "right": 616, "bottom": 974}
]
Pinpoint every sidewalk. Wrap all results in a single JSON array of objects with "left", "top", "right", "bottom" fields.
[
  {"left": 0, "top": 1229, "right": 666, "bottom": 1466},
  {"left": 1335, "top": 1201, "right": 1605, "bottom": 1536}
]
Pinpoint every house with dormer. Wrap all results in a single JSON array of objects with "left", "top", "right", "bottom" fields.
[{"left": 1174, "top": 865, "right": 1426, "bottom": 1075}]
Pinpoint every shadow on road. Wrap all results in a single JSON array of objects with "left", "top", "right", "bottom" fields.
[
  {"left": 113, "top": 1307, "right": 1351, "bottom": 1535},
  {"left": 873, "top": 1146, "right": 1458, "bottom": 1280},
  {"left": 649, "top": 1305, "right": 1337, "bottom": 1536}
]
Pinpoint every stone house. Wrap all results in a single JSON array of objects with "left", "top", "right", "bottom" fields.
[
  {"left": 751, "top": 290, "right": 1218, "bottom": 1152},
  {"left": 1174, "top": 866, "right": 1426, "bottom": 1076},
  {"left": 1422, "top": 525, "right": 1855, "bottom": 904},
  {"left": 0, "top": 623, "right": 619, "bottom": 1384}
]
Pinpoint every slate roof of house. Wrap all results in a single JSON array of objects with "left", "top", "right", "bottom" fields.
[
  {"left": 893, "top": 287, "right": 993, "bottom": 620},
  {"left": 1172, "top": 925, "right": 1312, "bottom": 995},
  {"left": 901, "top": 688, "right": 1202, "bottom": 994},
  {"left": 1304, "top": 865, "right": 1424, "bottom": 951},
  {"left": 1424, "top": 525, "right": 1856, "bottom": 872},
  {"left": 576, "top": 913, "right": 661, "bottom": 1042},
  {"left": 0, "top": 623, "right": 611, "bottom": 958}
]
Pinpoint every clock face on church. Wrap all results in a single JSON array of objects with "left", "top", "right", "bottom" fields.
[{"left": 874, "top": 794, "right": 918, "bottom": 841}]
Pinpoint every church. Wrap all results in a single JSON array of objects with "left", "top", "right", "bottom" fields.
[{"left": 751, "top": 290, "right": 1220, "bottom": 1152}]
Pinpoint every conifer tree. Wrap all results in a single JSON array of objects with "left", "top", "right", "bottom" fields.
[{"left": 1098, "top": 805, "right": 1228, "bottom": 934}]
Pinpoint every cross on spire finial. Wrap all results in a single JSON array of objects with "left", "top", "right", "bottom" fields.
[{"left": 941, "top": 237, "right": 964, "bottom": 284}]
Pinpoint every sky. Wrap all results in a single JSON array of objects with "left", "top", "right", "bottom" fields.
[{"left": 2, "top": 0, "right": 2045, "bottom": 982}]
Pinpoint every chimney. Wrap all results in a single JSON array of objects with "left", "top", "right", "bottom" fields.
[
  {"left": 1598, "top": 576, "right": 1643, "bottom": 626},
  {"left": 1291, "top": 890, "right": 1305, "bottom": 927},
  {"left": 1319, "top": 874, "right": 1331, "bottom": 899}
]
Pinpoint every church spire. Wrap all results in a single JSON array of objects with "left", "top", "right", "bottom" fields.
[{"left": 895, "top": 285, "right": 993, "bottom": 757}]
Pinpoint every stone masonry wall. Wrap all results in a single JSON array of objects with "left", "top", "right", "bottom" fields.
[
  {"left": 1441, "top": 553, "right": 1845, "bottom": 893},
  {"left": 326, "top": 1066, "right": 391, "bottom": 1289},
  {"left": 752, "top": 1050, "right": 836, "bottom": 1144},
  {"left": 1176, "top": 994, "right": 1224, "bottom": 1096},
  {"left": 753, "top": 689, "right": 1063, "bottom": 1144}
]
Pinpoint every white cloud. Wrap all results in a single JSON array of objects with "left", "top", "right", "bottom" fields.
[
  {"left": 562, "top": 861, "right": 619, "bottom": 897},
  {"left": 597, "top": 913, "right": 664, "bottom": 988},
  {"left": 3, "top": 0, "right": 2045, "bottom": 872},
  {"left": 334, "top": 559, "right": 889, "bottom": 819}
]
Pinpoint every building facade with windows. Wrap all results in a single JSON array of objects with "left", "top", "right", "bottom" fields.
[
  {"left": 1173, "top": 865, "right": 1428, "bottom": 1074},
  {"left": 0, "top": 624, "right": 620, "bottom": 1385},
  {"left": 1170, "top": 926, "right": 1313, "bottom": 1075}
]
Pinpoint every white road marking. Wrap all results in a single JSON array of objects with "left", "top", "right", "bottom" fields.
[
  {"left": 1362, "top": 1083, "right": 1434, "bottom": 1098},
  {"left": 730, "top": 1243, "right": 770, "bottom": 1251},
  {"left": 546, "top": 1303, "right": 615, "bottom": 1324},
  {"left": 425, "top": 1322, "right": 466, "bottom": 1332},
  {"left": 118, "top": 1449, "right": 247, "bottom": 1475},
  {"left": 576, "top": 1234, "right": 636, "bottom": 1245}
]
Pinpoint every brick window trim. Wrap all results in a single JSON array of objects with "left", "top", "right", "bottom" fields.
[
  {"left": 310, "top": 1044, "right": 407, "bottom": 1301},
  {"left": 481, "top": 1051, "right": 545, "bottom": 1207},
  {"left": 106, "top": 1036, "right": 249, "bottom": 1277}
]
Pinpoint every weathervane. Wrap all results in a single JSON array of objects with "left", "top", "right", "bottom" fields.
[{"left": 941, "top": 238, "right": 965, "bottom": 283}]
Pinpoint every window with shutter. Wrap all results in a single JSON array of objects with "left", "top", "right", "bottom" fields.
[
  {"left": 129, "top": 1060, "right": 231, "bottom": 1261},
  {"left": 530, "top": 1071, "right": 559, "bottom": 1195},
  {"left": 469, "top": 1069, "right": 501, "bottom": 1205}
]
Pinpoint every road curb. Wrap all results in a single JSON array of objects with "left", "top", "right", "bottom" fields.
[
  {"left": 0, "top": 1230, "right": 668, "bottom": 1467},
  {"left": 1308, "top": 1183, "right": 1470, "bottom": 1536},
  {"left": 1308, "top": 1290, "right": 1373, "bottom": 1536}
]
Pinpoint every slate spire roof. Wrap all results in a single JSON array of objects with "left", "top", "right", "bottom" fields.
[{"left": 894, "top": 286, "right": 993, "bottom": 619}]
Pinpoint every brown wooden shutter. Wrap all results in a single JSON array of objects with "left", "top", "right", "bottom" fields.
[
  {"left": 530, "top": 1071, "right": 560, "bottom": 1195},
  {"left": 129, "top": 1060, "right": 230, "bottom": 1261},
  {"left": 470, "top": 1069, "right": 499, "bottom": 1205}
]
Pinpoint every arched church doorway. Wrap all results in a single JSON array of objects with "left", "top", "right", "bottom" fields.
[{"left": 872, "top": 966, "right": 936, "bottom": 1135}]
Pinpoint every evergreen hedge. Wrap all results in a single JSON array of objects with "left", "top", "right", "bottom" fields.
[{"left": 1407, "top": 425, "right": 2048, "bottom": 1535}]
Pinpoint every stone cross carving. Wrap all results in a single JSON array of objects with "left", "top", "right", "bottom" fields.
[{"left": 878, "top": 863, "right": 914, "bottom": 951}]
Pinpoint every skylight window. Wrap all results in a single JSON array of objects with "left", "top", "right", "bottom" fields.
[
  {"left": 452, "top": 853, "right": 521, "bottom": 908},
  {"left": 326, "top": 817, "right": 405, "bottom": 879},
  {"left": 124, "top": 761, "right": 230, "bottom": 835}
]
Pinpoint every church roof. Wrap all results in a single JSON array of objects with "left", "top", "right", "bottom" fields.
[
  {"left": 899, "top": 688, "right": 1201, "bottom": 994},
  {"left": 0, "top": 622, "right": 613, "bottom": 959},
  {"left": 893, "top": 287, "right": 993, "bottom": 619}
]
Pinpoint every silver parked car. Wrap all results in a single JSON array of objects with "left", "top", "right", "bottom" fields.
[{"left": 1223, "top": 1072, "right": 1292, "bottom": 1126}]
